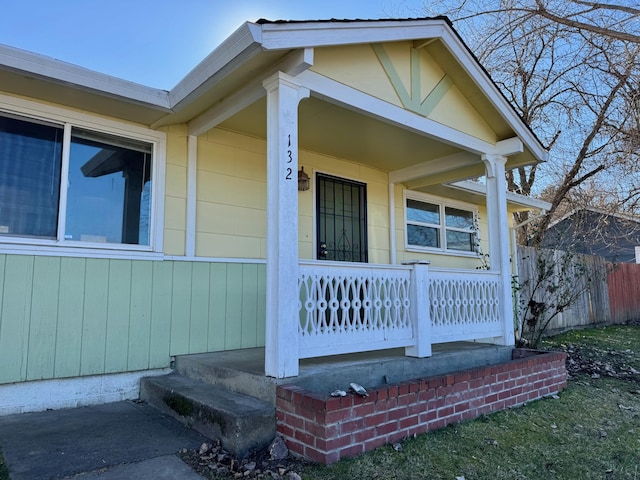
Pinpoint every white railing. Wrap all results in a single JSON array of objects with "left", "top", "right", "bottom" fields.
[
  {"left": 298, "top": 261, "right": 414, "bottom": 358},
  {"left": 429, "top": 268, "right": 503, "bottom": 342},
  {"left": 297, "top": 262, "right": 506, "bottom": 359}
]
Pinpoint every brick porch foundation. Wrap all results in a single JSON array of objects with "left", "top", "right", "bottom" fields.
[{"left": 276, "top": 348, "right": 567, "bottom": 464}]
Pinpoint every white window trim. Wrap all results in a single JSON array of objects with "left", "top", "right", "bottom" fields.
[
  {"left": 0, "top": 93, "right": 166, "bottom": 258},
  {"left": 403, "top": 190, "right": 478, "bottom": 257}
]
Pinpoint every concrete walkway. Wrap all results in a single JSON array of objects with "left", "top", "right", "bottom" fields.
[{"left": 0, "top": 401, "right": 208, "bottom": 480}]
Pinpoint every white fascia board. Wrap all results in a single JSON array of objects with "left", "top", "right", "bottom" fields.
[
  {"left": 449, "top": 180, "right": 551, "bottom": 210},
  {"left": 297, "top": 69, "right": 496, "bottom": 154},
  {"left": 259, "top": 19, "right": 449, "bottom": 49},
  {"left": 168, "top": 22, "right": 263, "bottom": 108},
  {"left": 436, "top": 29, "right": 549, "bottom": 163},
  {"left": 187, "top": 48, "right": 314, "bottom": 136},
  {"left": 0, "top": 43, "right": 171, "bottom": 110}
]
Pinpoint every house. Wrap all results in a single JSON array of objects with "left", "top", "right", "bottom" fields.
[
  {"left": 543, "top": 207, "right": 640, "bottom": 263},
  {"left": 0, "top": 17, "right": 551, "bottom": 419}
]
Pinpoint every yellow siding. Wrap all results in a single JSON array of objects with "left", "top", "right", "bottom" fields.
[
  {"left": 418, "top": 49, "right": 447, "bottom": 99},
  {"left": 194, "top": 128, "right": 394, "bottom": 262},
  {"left": 429, "top": 85, "right": 496, "bottom": 143},
  {"left": 310, "top": 44, "right": 402, "bottom": 107},
  {"left": 311, "top": 42, "right": 498, "bottom": 145},
  {"left": 163, "top": 127, "right": 188, "bottom": 255}
]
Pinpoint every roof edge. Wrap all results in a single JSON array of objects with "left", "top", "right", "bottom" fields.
[{"left": 0, "top": 43, "right": 171, "bottom": 111}]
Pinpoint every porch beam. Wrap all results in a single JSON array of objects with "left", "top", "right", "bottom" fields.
[
  {"left": 188, "top": 48, "right": 314, "bottom": 136},
  {"left": 296, "top": 69, "right": 497, "bottom": 155},
  {"left": 263, "top": 71, "right": 310, "bottom": 378},
  {"left": 389, "top": 151, "right": 479, "bottom": 184},
  {"left": 482, "top": 153, "right": 515, "bottom": 346}
]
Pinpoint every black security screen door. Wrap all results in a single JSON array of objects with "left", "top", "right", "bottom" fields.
[{"left": 316, "top": 173, "right": 368, "bottom": 262}]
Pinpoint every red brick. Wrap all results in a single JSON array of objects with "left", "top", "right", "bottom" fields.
[
  {"left": 277, "top": 424, "right": 295, "bottom": 438},
  {"left": 284, "top": 412, "right": 305, "bottom": 429},
  {"left": 286, "top": 439, "right": 305, "bottom": 456},
  {"left": 376, "top": 388, "right": 389, "bottom": 401},
  {"left": 376, "top": 421, "right": 398, "bottom": 436},
  {"left": 485, "top": 393, "right": 498, "bottom": 404},
  {"left": 388, "top": 406, "right": 409, "bottom": 421},
  {"left": 365, "top": 412, "right": 388, "bottom": 428},
  {"left": 325, "top": 397, "right": 341, "bottom": 410},
  {"left": 305, "top": 420, "right": 338, "bottom": 438},
  {"left": 377, "top": 398, "right": 398, "bottom": 410},
  {"left": 429, "top": 377, "right": 445, "bottom": 389},
  {"left": 294, "top": 429, "right": 315, "bottom": 446},
  {"left": 437, "top": 405, "right": 454, "bottom": 418},
  {"left": 325, "top": 408, "right": 351, "bottom": 424},
  {"left": 419, "top": 410, "right": 437, "bottom": 423},
  {"left": 400, "top": 415, "right": 419, "bottom": 429},
  {"left": 446, "top": 374, "right": 455, "bottom": 386},
  {"left": 398, "top": 393, "right": 416, "bottom": 406},
  {"left": 364, "top": 436, "right": 387, "bottom": 451},
  {"left": 317, "top": 435, "right": 352, "bottom": 452},
  {"left": 339, "top": 443, "right": 365, "bottom": 459},
  {"left": 341, "top": 418, "right": 365, "bottom": 434},
  {"left": 454, "top": 401, "right": 470, "bottom": 414},
  {"left": 419, "top": 389, "right": 436, "bottom": 402},
  {"left": 388, "top": 430, "right": 405, "bottom": 444},
  {"left": 304, "top": 445, "right": 331, "bottom": 464},
  {"left": 353, "top": 402, "right": 375, "bottom": 417},
  {"left": 453, "top": 381, "right": 469, "bottom": 394},
  {"left": 409, "top": 381, "right": 420, "bottom": 393},
  {"left": 339, "top": 396, "right": 354, "bottom": 409},
  {"left": 353, "top": 427, "right": 377, "bottom": 443},
  {"left": 408, "top": 402, "right": 425, "bottom": 416},
  {"left": 429, "top": 418, "right": 447, "bottom": 431},
  {"left": 388, "top": 385, "right": 399, "bottom": 397}
]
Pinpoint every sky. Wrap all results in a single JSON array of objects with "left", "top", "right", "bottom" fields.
[{"left": 0, "top": 0, "right": 426, "bottom": 90}]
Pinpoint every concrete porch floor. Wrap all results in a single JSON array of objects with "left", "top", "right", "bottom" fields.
[{"left": 173, "top": 342, "right": 514, "bottom": 406}]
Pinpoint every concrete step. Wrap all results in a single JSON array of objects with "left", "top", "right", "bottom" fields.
[
  {"left": 140, "top": 373, "right": 275, "bottom": 458},
  {"left": 174, "top": 351, "right": 279, "bottom": 405}
]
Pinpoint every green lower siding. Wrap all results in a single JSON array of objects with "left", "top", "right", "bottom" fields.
[{"left": 0, "top": 255, "right": 266, "bottom": 384}]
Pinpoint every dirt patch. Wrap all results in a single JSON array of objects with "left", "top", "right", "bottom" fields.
[{"left": 179, "top": 439, "right": 309, "bottom": 479}]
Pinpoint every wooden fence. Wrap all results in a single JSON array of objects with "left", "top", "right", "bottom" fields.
[
  {"left": 608, "top": 263, "right": 640, "bottom": 324},
  {"left": 515, "top": 246, "right": 612, "bottom": 333}
]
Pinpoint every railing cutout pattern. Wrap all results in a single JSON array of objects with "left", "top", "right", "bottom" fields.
[
  {"left": 429, "top": 269, "right": 502, "bottom": 341},
  {"left": 298, "top": 262, "right": 413, "bottom": 357}
]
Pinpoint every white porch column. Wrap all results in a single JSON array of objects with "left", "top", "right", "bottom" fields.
[
  {"left": 263, "top": 72, "right": 310, "bottom": 378},
  {"left": 403, "top": 260, "right": 432, "bottom": 358},
  {"left": 482, "top": 154, "right": 515, "bottom": 346}
]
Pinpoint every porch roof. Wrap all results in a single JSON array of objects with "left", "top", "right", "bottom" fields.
[{"left": 0, "top": 18, "right": 547, "bottom": 174}]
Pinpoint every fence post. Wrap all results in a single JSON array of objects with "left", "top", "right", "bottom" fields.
[{"left": 403, "top": 260, "right": 432, "bottom": 358}]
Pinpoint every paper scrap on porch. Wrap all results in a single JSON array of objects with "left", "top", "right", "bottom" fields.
[{"left": 349, "top": 383, "right": 369, "bottom": 397}]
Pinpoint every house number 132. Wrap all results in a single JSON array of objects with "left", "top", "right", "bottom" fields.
[{"left": 285, "top": 134, "right": 293, "bottom": 180}]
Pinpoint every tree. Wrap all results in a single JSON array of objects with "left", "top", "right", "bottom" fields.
[{"left": 419, "top": 0, "right": 640, "bottom": 245}]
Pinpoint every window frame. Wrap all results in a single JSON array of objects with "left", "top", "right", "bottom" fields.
[
  {"left": 0, "top": 94, "right": 166, "bottom": 258},
  {"left": 404, "top": 191, "right": 478, "bottom": 256}
]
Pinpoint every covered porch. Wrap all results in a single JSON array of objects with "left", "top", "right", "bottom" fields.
[{"left": 172, "top": 19, "right": 548, "bottom": 378}]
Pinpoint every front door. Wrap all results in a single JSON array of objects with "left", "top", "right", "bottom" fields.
[{"left": 316, "top": 173, "right": 368, "bottom": 262}]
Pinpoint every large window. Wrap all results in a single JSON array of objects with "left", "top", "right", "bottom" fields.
[
  {"left": 405, "top": 193, "right": 477, "bottom": 254},
  {"left": 0, "top": 112, "right": 154, "bottom": 248}
]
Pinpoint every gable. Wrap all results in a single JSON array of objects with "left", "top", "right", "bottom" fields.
[{"left": 310, "top": 41, "right": 498, "bottom": 144}]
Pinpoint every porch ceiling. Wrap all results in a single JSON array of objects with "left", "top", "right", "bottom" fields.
[{"left": 219, "top": 96, "right": 536, "bottom": 183}]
